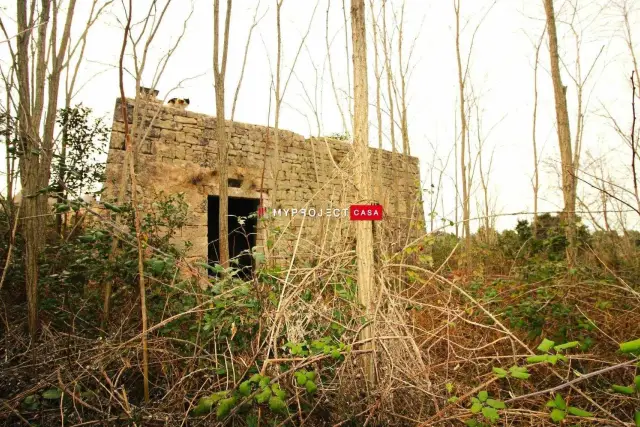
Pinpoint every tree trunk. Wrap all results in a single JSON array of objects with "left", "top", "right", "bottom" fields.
[
  {"left": 213, "top": 0, "right": 232, "bottom": 268},
  {"left": 542, "top": 0, "right": 577, "bottom": 267},
  {"left": 351, "top": 0, "right": 375, "bottom": 385},
  {"left": 454, "top": 0, "right": 470, "bottom": 254},
  {"left": 16, "top": 0, "right": 77, "bottom": 338},
  {"left": 532, "top": 27, "right": 545, "bottom": 236},
  {"left": 369, "top": 0, "right": 383, "bottom": 204},
  {"left": 381, "top": 0, "right": 398, "bottom": 219}
]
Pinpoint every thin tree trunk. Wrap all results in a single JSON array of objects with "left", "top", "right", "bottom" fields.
[
  {"left": 532, "top": 26, "right": 545, "bottom": 236},
  {"left": 350, "top": 0, "right": 375, "bottom": 385},
  {"left": 213, "top": 0, "right": 232, "bottom": 268},
  {"left": 454, "top": 0, "right": 470, "bottom": 253},
  {"left": 116, "top": 0, "right": 150, "bottom": 402},
  {"left": 342, "top": 0, "right": 353, "bottom": 125},
  {"left": 369, "top": 0, "right": 383, "bottom": 203},
  {"left": 270, "top": 0, "right": 284, "bottom": 218},
  {"left": 454, "top": 104, "right": 459, "bottom": 238},
  {"left": 542, "top": 0, "right": 577, "bottom": 267},
  {"left": 326, "top": 0, "right": 348, "bottom": 134},
  {"left": 381, "top": 0, "right": 398, "bottom": 219}
]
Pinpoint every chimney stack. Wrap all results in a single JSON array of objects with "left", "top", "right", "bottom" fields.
[{"left": 139, "top": 86, "right": 159, "bottom": 99}]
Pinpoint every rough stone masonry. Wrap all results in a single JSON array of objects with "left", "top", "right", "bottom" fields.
[{"left": 103, "top": 91, "right": 425, "bottom": 266}]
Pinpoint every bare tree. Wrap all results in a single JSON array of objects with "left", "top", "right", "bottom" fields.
[
  {"left": 115, "top": 0, "right": 150, "bottom": 401},
  {"left": 381, "top": 0, "right": 398, "bottom": 216},
  {"left": 13, "top": 0, "right": 78, "bottom": 337},
  {"left": 213, "top": 0, "right": 233, "bottom": 268},
  {"left": 531, "top": 25, "right": 546, "bottom": 235},
  {"left": 103, "top": 0, "right": 194, "bottom": 325},
  {"left": 542, "top": 0, "right": 578, "bottom": 267},
  {"left": 230, "top": 1, "right": 266, "bottom": 122},
  {"left": 268, "top": 0, "right": 318, "bottom": 211},
  {"left": 351, "top": 0, "right": 375, "bottom": 385},
  {"left": 474, "top": 99, "right": 499, "bottom": 243},
  {"left": 452, "top": 0, "right": 495, "bottom": 256},
  {"left": 454, "top": 0, "right": 470, "bottom": 252},
  {"left": 325, "top": 0, "right": 349, "bottom": 134},
  {"left": 369, "top": 0, "right": 384, "bottom": 199}
]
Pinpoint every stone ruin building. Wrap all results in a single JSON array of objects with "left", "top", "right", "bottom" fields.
[{"left": 103, "top": 88, "right": 425, "bottom": 273}]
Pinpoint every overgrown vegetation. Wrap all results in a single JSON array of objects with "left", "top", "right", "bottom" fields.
[{"left": 1, "top": 107, "right": 639, "bottom": 424}]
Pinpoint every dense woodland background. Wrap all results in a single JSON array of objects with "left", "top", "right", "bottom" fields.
[{"left": 1, "top": 0, "right": 640, "bottom": 426}]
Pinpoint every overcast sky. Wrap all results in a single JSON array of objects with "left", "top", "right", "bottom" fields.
[{"left": 1, "top": 0, "right": 639, "bottom": 233}]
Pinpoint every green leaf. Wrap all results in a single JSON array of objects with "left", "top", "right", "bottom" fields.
[
  {"left": 268, "top": 396, "right": 287, "bottom": 413},
  {"left": 482, "top": 406, "right": 500, "bottom": 423},
  {"left": 510, "top": 365, "right": 528, "bottom": 373},
  {"left": 210, "top": 391, "right": 228, "bottom": 403},
  {"left": 42, "top": 388, "right": 62, "bottom": 400},
  {"left": 193, "top": 397, "right": 214, "bottom": 415},
  {"left": 249, "top": 374, "right": 262, "bottom": 383},
  {"left": 567, "top": 406, "right": 593, "bottom": 417},
  {"left": 550, "top": 408, "right": 566, "bottom": 423},
  {"left": 255, "top": 387, "right": 272, "bottom": 404},
  {"left": 295, "top": 372, "right": 308, "bottom": 386},
  {"left": 554, "top": 394, "right": 566, "bottom": 410},
  {"left": 546, "top": 399, "right": 557, "bottom": 408},
  {"left": 148, "top": 258, "right": 166, "bottom": 275},
  {"left": 305, "top": 371, "right": 317, "bottom": 381},
  {"left": 78, "top": 235, "right": 96, "bottom": 243},
  {"left": 22, "top": 395, "right": 40, "bottom": 410},
  {"left": 465, "top": 419, "right": 479, "bottom": 427},
  {"left": 447, "top": 396, "right": 459, "bottom": 403},
  {"left": 258, "top": 376, "right": 271, "bottom": 388},
  {"left": 216, "top": 397, "right": 236, "bottom": 419},
  {"left": 486, "top": 399, "right": 506, "bottom": 409},
  {"left": 54, "top": 203, "right": 70, "bottom": 213},
  {"left": 634, "top": 375, "right": 640, "bottom": 390},
  {"left": 620, "top": 339, "right": 640, "bottom": 353},
  {"left": 492, "top": 367, "right": 508, "bottom": 378},
  {"left": 305, "top": 380, "right": 317, "bottom": 394},
  {"left": 554, "top": 341, "right": 579, "bottom": 352},
  {"left": 510, "top": 371, "right": 531, "bottom": 380},
  {"left": 478, "top": 391, "right": 488, "bottom": 402},
  {"left": 634, "top": 410, "right": 640, "bottom": 427},
  {"left": 611, "top": 385, "right": 635, "bottom": 395},
  {"left": 548, "top": 355, "right": 559, "bottom": 365},
  {"left": 272, "top": 384, "right": 286, "bottom": 400},
  {"left": 509, "top": 366, "right": 531, "bottom": 380},
  {"left": 103, "top": 202, "right": 122, "bottom": 213},
  {"left": 537, "top": 338, "right": 556, "bottom": 353},
  {"left": 526, "top": 355, "right": 548, "bottom": 364},
  {"left": 239, "top": 381, "right": 252, "bottom": 396},
  {"left": 470, "top": 402, "right": 483, "bottom": 414}
]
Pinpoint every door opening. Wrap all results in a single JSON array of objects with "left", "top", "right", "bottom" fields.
[{"left": 207, "top": 195, "right": 260, "bottom": 279}]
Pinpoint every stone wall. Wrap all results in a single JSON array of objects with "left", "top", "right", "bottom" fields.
[{"left": 104, "top": 94, "right": 425, "bottom": 265}]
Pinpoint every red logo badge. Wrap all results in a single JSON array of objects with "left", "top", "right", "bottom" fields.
[{"left": 349, "top": 204, "right": 383, "bottom": 221}]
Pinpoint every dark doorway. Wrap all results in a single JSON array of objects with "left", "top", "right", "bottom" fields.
[{"left": 207, "top": 195, "right": 260, "bottom": 279}]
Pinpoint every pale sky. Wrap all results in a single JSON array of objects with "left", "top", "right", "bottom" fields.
[{"left": 1, "top": 0, "right": 639, "bottom": 233}]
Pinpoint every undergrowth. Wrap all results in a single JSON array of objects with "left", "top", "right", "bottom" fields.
[{"left": 1, "top": 194, "right": 639, "bottom": 426}]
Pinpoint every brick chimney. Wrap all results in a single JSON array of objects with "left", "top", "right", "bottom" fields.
[{"left": 139, "top": 86, "right": 160, "bottom": 101}]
